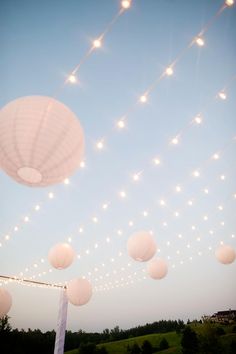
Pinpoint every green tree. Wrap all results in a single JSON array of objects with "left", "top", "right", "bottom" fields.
[
  {"left": 198, "top": 323, "right": 222, "bottom": 354},
  {"left": 181, "top": 326, "right": 199, "bottom": 354},
  {"left": 0, "top": 315, "right": 12, "bottom": 332},
  {"left": 141, "top": 340, "right": 153, "bottom": 354},
  {"left": 79, "top": 342, "right": 96, "bottom": 354},
  {"left": 131, "top": 343, "right": 141, "bottom": 354},
  {"left": 96, "top": 346, "right": 108, "bottom": 354},
  {"left": 159, "top": 337, "right": 169, "bottom": 350}
]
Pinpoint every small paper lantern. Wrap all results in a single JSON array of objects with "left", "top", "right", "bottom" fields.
[
  {"left": 66, "top": 278, "right": 92, "bottom": 306},
  {"left": 147, "top": 258, "right": 168, "bottom": 279},
  {"left": 127, "top": 231, "right": 157, "bottom": 262},
  {"left": 215, "top": 245, "right": 236, "bottom": 264},
  {"left": 0, "top": 288, "right": 12, "bottom": 318},
  {"left": 0, "top": 96, "right": 84, "bottom": 187},
  {"left": 48, "top": 243, "right": 75, "bottom": 269}
]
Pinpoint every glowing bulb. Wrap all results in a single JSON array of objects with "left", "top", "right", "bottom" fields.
[
  {"left": 121, "top": 0, "right": 131, "bottom": 9},
  {"left": 143, "top": 211, "right": 148, "bottom": 217},
  {"left": 195, "top": 37, "right": 205, "bottom": 46},
  {"left": 163, "top": 222, "right": 168, "bottom": 227},
  {"left": 79, "top": 227, "right": 83, "bottom": 233},
  {"left": 117, "top": 230, "right": 123, "bottom": 235},
  {"left": 92, "top": 216, "right": 98, "bottom": 223},
  {"left": 160, "top": 199, "right": 166, "bottom": 206},
  {"left": 24, "top": 216, "right": 29, "bottom": 222},
  {"left": 67, "top": 236, "right": 72, "bottom": 242},
  {"left": 153, "top": 157, "right": 161, "bottom": 165},
  {"left": 93, "top": 38, "right": 102, "bottom": 48},
  {"left": 48, "top": 192, "right": 54, "bottom": 199},
  {"left": 193, "top": 170, "right": 200, "bottom": 177},
  {"left": 128, "top": 220, "right": 133, "bottom": 226},
  {"left": 14, "top": 226, "right": 18, "bottom": 232},
  {"left": 165, "top": 66, "right": 173, "bottom": 76},
  {"left": 218, "top": 91, "right": 227, "bottom": 100},
  {"left": 94, "top": 243, "right": 98, "bottom": 249},
  {"left": 218, "top": 205, "right": 223, "bottom": 211},
  {"left": 132, "top": 173, "right": 141, "bottom": 182},
  {"left": 188, "top": 200, "right": 193, "bottom": 206},
  {"left": 96, "top": 140, "right": 104, "bottom": 150},
  {"left": 5, "top": 234, "right": 10, "bottom": 240},
  {"left": 64, "top": 178, "right": 70, "bottom": 185},
  {"left": 191, "top": 225, "right": 196, "bottom": 230},
  {"left": 175, "top": 185, "right": 182, "bottom": 193},
  {"left": 212, "top": 153, "right": 219, "bottom": 160},
  {"left": 203, "top": 215, "right": 208, "bottom": 221},
  {"left": 80, "top": 160, "right": 85, "bottom": 168},
  {"left": 171, "top": 137, "right": 179, "bottom": 145},
  {"left": 139, "top": 94, "right": 147, "bottom": 103},
  {"left": 106, "top": 237, "right": 110, "bottom": 243},
  {"left": 34, "top": 204, "right": 40, "bottom": 211},
  {"left": 68, "top": 74, "right": 77, "bottom": 84},
  {"left": 194, "top": 115, "right": 202, "bottom": 124},
  {"left": 119, "top": 190, "right": 126, "bottom": 198},
  {"left": 102, "top": 203, "right": 108, "bottom": 210},
  {"left": 85, "top": 249, "right": 90, "bottom": 255},
  {"left": 220, "top": 175, "right": 225, "bottom": 181},
  {"left": 225, "top": 0, "right": 234, "bottom": 7},
  {"left": 174, "top": 211, "right": 179, "bottom": 217},
  {"left": 178, "top": 234, "right": 182, "bottom": 239},
  {"left": 117, "top": 119, "right": 125, "bottom": 129},
  {"left": 204, "top": 188, "right": 209, "bottom": 194}
]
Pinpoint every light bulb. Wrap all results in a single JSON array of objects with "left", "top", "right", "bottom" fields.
[
  {"left": 68, "top": 74, "right": 77, "bottom": 84},
  {"left": 218, "top": 91, "right": 227, "bottom": 100},
  {"left": 166, "top": 66, "right": 173, "bottom": 76},
  {"left": 139, "top": 95, "right": 147, "bottom": 103},
  {"left": 121, "top": 0, "right": 131, "bottom": 9},
  {"left": 225, "top": 0, "right": 234, "bottom": 7},
  {"left": 195, "top": 37, "right": 205, "bottom": 46},
  {"left": 93, "top": 38, "right": 102, "bottom": 48}
]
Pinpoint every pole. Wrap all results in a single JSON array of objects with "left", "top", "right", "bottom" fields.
[{"left": 54, "top": 288, "right": 68, "bottom": 354}]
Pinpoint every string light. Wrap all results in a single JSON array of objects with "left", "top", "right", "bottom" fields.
[
  {"left": 225, "top": 0, "right": 234, "bottom": 7},
  {"left": 165, "top": 66, "right": 174, "bottom": 76},
  {"left": 121, "top": 0, "right": 131, "bottom": 9},
  {"left": 171, "top": 136, "right": 179, "bottom": 145},
  {"left": 93, "top": 38, "right": 102, "bottom": 48},
  {"left": 218, "top": 91, "right": 227, "bottom": 100},
  {"left": 48, "top": 192, "right": 54, "bottom": 199},
  {"left": 175, "top": 185, "right": 182, "bottom": 193},
  {"left": 139, "top": 94, "right": 148, "bottom": 103},
  {"left": 34, "top": 205, "right": 40, "bottom": 211},
  {"left": 67, "top": 74, "right": 77, "bottom": 84},
  {"left": 117, "top": 119, "right": 126, "bottom": 129},
  {"left": 96, "top": 140, "right": 104, "bottom": 150},
  {"left": 153, "top": 157, "right": 161, "bottom": 165},
  {"left": 194, "top": 115, "right": 203, "bottom": 124},
  {"left": 212, "top": 153, "right": 220, "bottom": 160},
  {"left": 119, "top": 190, "right": 127, "bottom": 198},
  {"left": 64, "top": 178, "right": 70, "bottom": 185},
  {"left": 193, "top": 170, "right": 200, "bottom": 177},
  {"left": 195, "top": 36, "right": 205, "bottom": 46}
]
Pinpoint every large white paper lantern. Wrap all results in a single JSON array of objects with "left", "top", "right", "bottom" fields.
[
  {"left": 215, "top": 245, "right": 236, "bottom": 264},
  {"left": 0, "top": 288, "right": 12, "bottom": 318},
  {"left": 147, "top": 258, "right": 168, "bottom": 279},
  {"left": 66, "top": 278, "right": 92, "bottom": 306},
  {"left": 48, "top": 243, "right": 75, "bottom": 270},
  {"left": 0, "top": 96, "right": 84, "bottom": 187},
  {"left": 127, "top": 231, "right": 157, "bottom": 262}
]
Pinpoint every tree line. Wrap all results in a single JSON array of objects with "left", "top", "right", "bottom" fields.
[{"left": 0, "top": 316, "right": 184, "bottom": 354}]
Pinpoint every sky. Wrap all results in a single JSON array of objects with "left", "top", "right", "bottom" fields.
[{"left": 0, "top": 0, "right": 236, "bottom": 332}]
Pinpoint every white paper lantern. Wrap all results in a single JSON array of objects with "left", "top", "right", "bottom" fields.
[
  {"left": 147, "top": 258, "right": 168, "bottom": 279},
  {"left": 127, "top": 231, "right": 157, "bottom": 262},
  {"left": 48, "top": 243, "right": 75, "bottom": 269},
  {"left": 66, "top": 278, "right": 92, "bottom": 306},
  {"left": 215, "top": 245, "right": 236, "bottom": 264},
  {"left": 0, "top": 96, "right": 84, "bottom": 187},
  {"left": 0, "top": 288, "right": 12, "bottom": 318}
]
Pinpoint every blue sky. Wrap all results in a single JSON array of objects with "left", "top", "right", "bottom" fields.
[{"left": 0, "top": 0, "right": 236, "bottom": 332}]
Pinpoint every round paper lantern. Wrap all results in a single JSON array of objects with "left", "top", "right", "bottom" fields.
[
  {"left": 0, "top": 288, "right": 12, "bottom": 318},
  {"left": 48, "top": 243, "right": 75, "bottom": 269},
  {"left": 215, "top": 245, "right": 236, "bottom": 264},
  {"left": 0, "top": 96, "right": 84, "bottom": 187},
  {"left": 147, "top": 258, "right": 168, "bottom": 279},
  {"left": 127, "top": 231, "right": 157, "bottom": 262},
  {"left": 66, "top": 278, "right": 92, "bottom": 306}
]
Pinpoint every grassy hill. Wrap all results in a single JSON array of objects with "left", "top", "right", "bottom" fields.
[{"left": 65, "top": 324, "right": 236, "bottom": 354}]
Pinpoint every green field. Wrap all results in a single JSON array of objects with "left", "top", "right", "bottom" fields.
[{"left": 65, "top": 324, "right": 236, "bottom": 354}]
